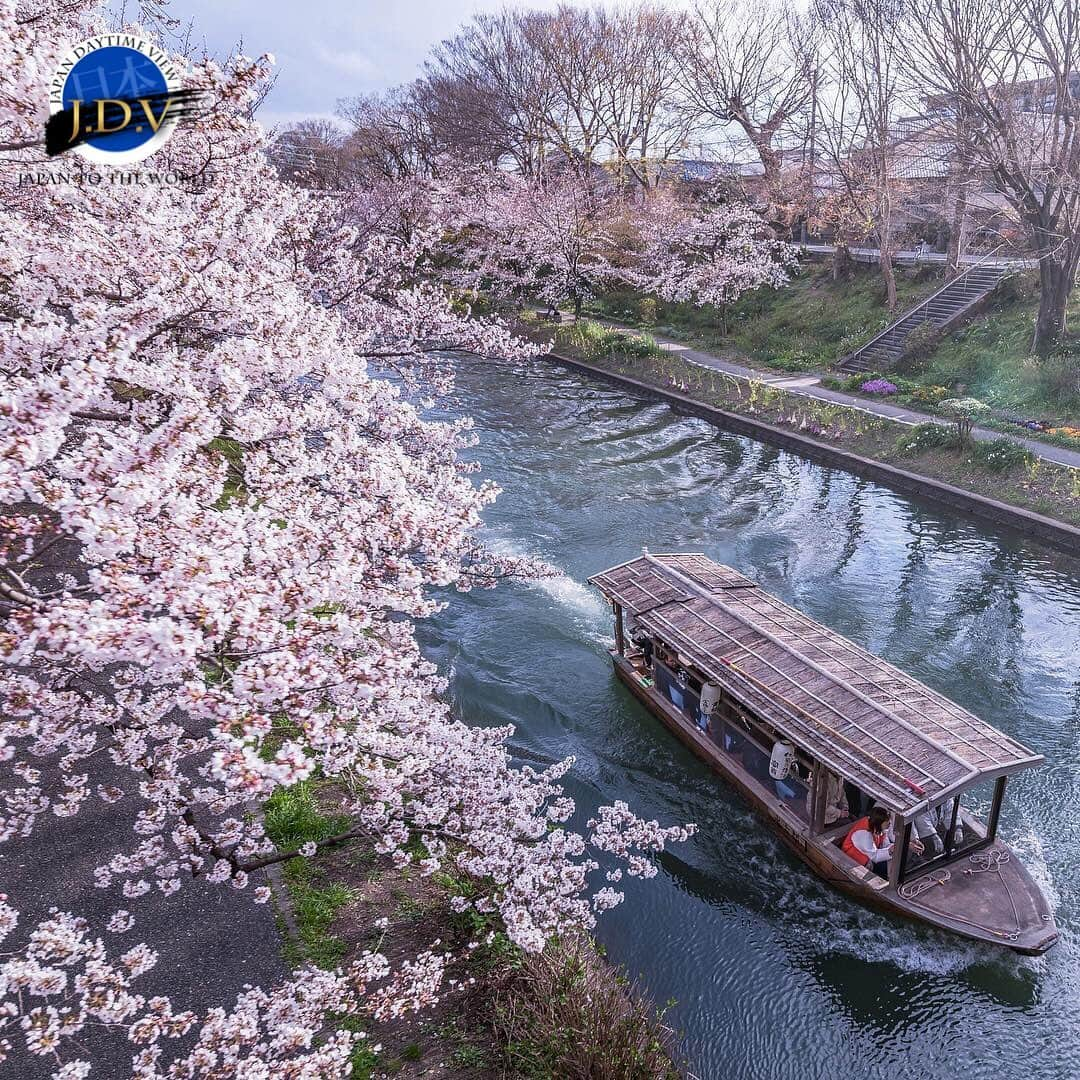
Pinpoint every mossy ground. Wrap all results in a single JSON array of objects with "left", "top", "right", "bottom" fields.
[{"left": 264, "top": 781, "right": 683, "bottom": 1079}]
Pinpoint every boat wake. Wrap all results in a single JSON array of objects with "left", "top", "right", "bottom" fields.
[
  {"left": 486, "top": 535, "right": 612, "bottom": 648},
  {"left": 738, "top": 839, "right": 1042, "bottom": 977}
]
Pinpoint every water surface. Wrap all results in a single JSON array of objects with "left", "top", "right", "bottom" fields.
[{"left": 419, "top": 359, "right": 1080, "bottom": 1080}]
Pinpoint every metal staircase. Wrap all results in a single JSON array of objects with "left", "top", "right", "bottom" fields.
[{"left": 838, "top": 263, "right": 1011, "bottom": 374}]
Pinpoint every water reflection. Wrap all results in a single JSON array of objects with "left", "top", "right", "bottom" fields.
[{"left": 421, "top": 358, "right": 1080, "bottom": 1080}]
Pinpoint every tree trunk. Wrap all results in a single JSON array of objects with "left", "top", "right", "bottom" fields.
[
  {"left": 946, "top": 181, "right": 968, "bottom": 279},
  {"left": 832, "top": 243, "right": 851, "bottom": 282},
  {"left": 1033, "top": 252, "right": 1076, "bottom": 357},
  {"left": 880, "top": 248, "right": 898, "bottom": 311}
]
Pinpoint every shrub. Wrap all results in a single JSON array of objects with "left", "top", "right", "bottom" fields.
[
  {"left": 559, "top": 320, "right": 663, "bottom": 362},
  {"left": 621, "top": 332, "right": 662, "bottom": 359},
  {"left": 896, "top": 422, "right": 960, "bottom": 455},
  {"left": 969, "top": 437, "right": 1036, "bottom": 473},
  {"left": 991, "top": 272, "right": 1039, "bottom": 305},
  {"left": 906, "top": 384, "right": 951, "bottom": 407},
  {"left": 637, "top": 297, "right": 658, "bottom": 326},
  {"left": 491, "top": 936, "right": 682, "bottom": 1080},
  {"left": 768, "top": 349, "right": 816, "bottom": 372},
  {"left": 1033, "top": 347, "right": 1080, "bottom": 406},
  {"left": 898, "top": 321, "right": 940, "bottom": 372},
  {"left": 860, "top": 378, "right": 899, "bottom": 395},
  {"left": 842, "top": 371, "right": 885, "bottom": 391},
  {"left": 940, "top": 397, "right": 991, "bottom": 444}
]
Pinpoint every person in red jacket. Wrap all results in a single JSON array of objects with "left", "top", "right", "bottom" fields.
[{"left": 842, "top": 806, "right": 893, "bottom": 877}]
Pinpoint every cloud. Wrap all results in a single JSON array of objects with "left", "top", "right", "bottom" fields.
[
  {"left": 256, "top": 109, "right": 346, "bottom": 132},
  {"left": 313, "top": 44, "right": 379, "bottom": 81}
]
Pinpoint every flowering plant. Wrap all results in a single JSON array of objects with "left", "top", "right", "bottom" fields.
[
  {"left": 941, "top": 397, "right": 991, "bottom": 445},
  {"left": 860, "top": 379, "right": 899, "bottom": 395},
  {"left": 0, "top": 2, "right": 693, "bottom": 1074}
]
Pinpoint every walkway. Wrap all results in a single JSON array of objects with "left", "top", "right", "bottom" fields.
[
  {"left": 563, "top": 313, "right": 1080, "bottom": 471},
  {"left": 799, "top": 243, "right": 1036, "bottom": 270},
  {"left": 3, "top": 530, "right": 287, "bottom": 1078}
]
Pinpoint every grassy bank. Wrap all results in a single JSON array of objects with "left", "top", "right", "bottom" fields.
[
  {"left": 827, "top": 277, "right": 1080, "bottom": 434},
  {"left": 585, "top": 261, "right": 1080, "bottom": 434},
  {"left": 265, "top": 780, "right": 683, "bottom": 1079},
  {"left": 540, "top": 318, "right": 1080, "bottom": 530},
  {"left": 585, "top": 260, "right": 943, "bottom": 371}
]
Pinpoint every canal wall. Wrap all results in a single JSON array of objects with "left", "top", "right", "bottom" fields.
[{"left": 547, "top": 351, "right": 1080, "bottom": 557}]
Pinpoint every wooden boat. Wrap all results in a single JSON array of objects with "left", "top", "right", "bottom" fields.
[{"left": 589, "top": 552, "right": 1058, "bottom": 954}]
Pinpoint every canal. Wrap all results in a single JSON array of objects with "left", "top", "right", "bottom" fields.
[{"left": 418, "top": 357, "right": 1080, "bottom": 1080}]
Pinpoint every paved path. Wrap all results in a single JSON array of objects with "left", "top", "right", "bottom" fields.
[
  {"left": 2, "top": 529, "right": 287, "bottom": 1078},
  {"left": 798, "top": 243, "right": 1036, "bottom": 270},
  {"left": 561, "top": 313, "right": 1080, "bottom": 471}
]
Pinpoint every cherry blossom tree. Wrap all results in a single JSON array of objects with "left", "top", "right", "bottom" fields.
[
  {"left": 0, "top": 3, "right": 693, "bottom": 1075},
  {"left": 632, "top": 192, "right": 797, "bottom": 329},
  {"left": 454, "top": 167, "right": 625, "bottom": 319}
]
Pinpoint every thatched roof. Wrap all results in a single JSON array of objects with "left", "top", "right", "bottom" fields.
[{"left": 589, "top": 553, "right": 1042, "bottom": 817}]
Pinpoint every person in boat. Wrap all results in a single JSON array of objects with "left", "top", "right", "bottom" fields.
[
  {"left": 909, "top": 810, "right": 943, "bottom": 862},
  {"left": 628, "top": 621, "right": 654, "bottom": 674},
  {"left": 633, "top": 633, "right": 654, "bottom": 671},
  {"left": 842, "top": 806, "right": 893, "bottom": 877}
]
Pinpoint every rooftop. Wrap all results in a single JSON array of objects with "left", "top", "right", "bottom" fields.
[{"left": 588, "top": 553, "right": 1042, "bottom": 817}]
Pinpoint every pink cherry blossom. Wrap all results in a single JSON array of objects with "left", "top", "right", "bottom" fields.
[{"left": 0, "top": 4, "right": 696, "bottom": 1075}]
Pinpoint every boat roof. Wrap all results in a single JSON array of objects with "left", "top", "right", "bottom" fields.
[{"left": 588, "top": 553, "right": 1043, "bottom": 818}]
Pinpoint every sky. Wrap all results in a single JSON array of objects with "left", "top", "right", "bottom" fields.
[{"left": 169, "top": 0, "right": 567, "bottom": 130}]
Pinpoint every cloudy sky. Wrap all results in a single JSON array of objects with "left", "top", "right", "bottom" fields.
[{"left": 171, "top": 0, "right": 566, "bottom": 130}]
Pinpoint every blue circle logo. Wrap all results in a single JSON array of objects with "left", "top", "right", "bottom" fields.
[{"left": 48, "top": 36, "right": 184, "bottom": 164}]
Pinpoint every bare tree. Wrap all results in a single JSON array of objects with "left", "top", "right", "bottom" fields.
[
  {"left": 816, "top": 0, "right": 911, "bottom": 309},
  {"left": 524, "top": 5, "right": 608, "bottom": 166},
  {"left": 590, "top": 5, "right": 692, "bottom": 190},
  {"left": 424, "top": 10, "right": 561, "bottom": 175},
  {"left": 906, "top": 0, "right": 1080, "bottom": 354},
  {"left": 676, "top": 0, "right": 819, "bottom": 209},
  {"left": 270, "top": 119, "right": 348, "bottom": 188},
  {"left": 336, "top": 85, "right": 440, "bottom": 181}
]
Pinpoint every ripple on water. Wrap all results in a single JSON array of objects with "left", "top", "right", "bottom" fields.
[{"left": 428, "top": 358, "right": 1080, "bottom": 1080}]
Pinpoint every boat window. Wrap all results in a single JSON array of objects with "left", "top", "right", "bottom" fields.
[
  {"left": 717, "top": 718, "right": 811, "bottom": 822},
  {"left": 652, "top": 659, "right": 702, "bottom": 725},
  {"left": 899, "top": 776, "right": 1004, "bottom": 880}
]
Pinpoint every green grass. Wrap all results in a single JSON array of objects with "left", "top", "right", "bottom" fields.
[
  {"left": 450, "top": 1044, "right": 489, "bottom": 1068},
  {"left": 264, "top": 779, "right": 352, "bottom": 850},
  {"left": 205, "top": 435, "right": 245, "bottom": 508},
  {"left": 820, "top": 275, "right": 1080, "bottom": 435},
  {"left": 552, "top": 318, "right": 665, "bottom": 364},
  {"left": 587, "top": 260, "right": 942, "bottom": 369},
  {"left": 282, "top": 860, "right": 355, "bottom": 969},
  {"left": 909, "top": 276, "right": 1080, "bottom": 419},
  {"left": 586, "top": 264, "right": 1080, "bottom": 426},
  {"left": 265, "top": 781, "right": 357, "bottom": 969}
]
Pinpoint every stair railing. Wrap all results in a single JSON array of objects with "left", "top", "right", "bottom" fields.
[{"left": 837, "top": 245, "right": 1014, "bottom": 370}]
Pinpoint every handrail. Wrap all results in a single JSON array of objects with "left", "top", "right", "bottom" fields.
[{"left": 839, "top": 244, "right": 1013, "bottom": 368}]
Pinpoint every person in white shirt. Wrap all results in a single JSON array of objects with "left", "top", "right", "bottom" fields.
[{"left": 842, "top": 806, "right": 894, "bottom": 877}]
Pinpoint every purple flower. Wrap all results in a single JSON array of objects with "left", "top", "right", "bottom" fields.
[{"left": 860, "top": 379, "right": 899, "bottom": 395}]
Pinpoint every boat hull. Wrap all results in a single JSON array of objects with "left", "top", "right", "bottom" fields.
[{"left": 611, "top": 652, "right": 1058, "bottom": 955}]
